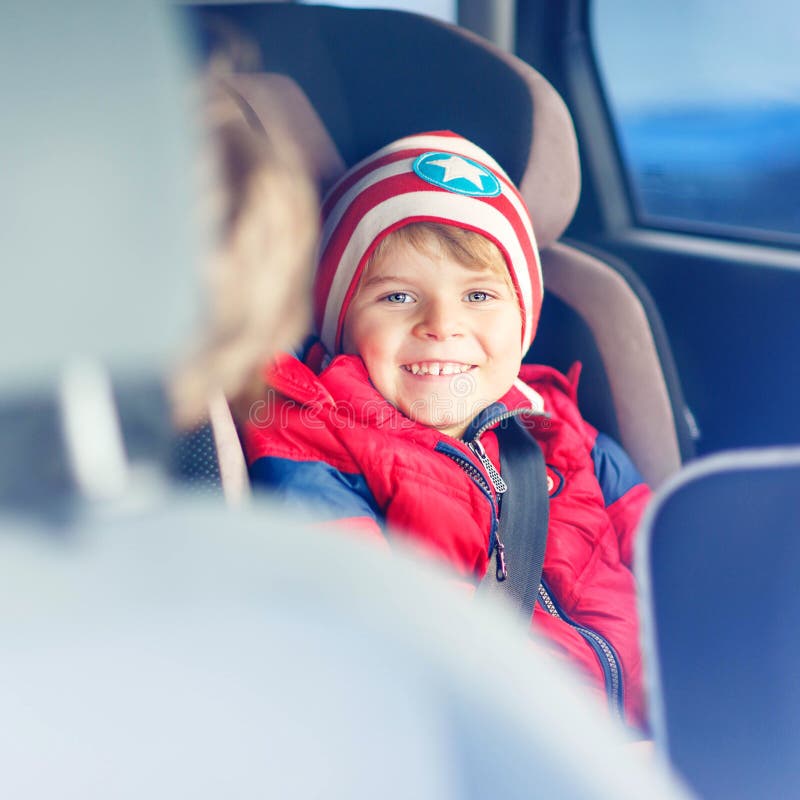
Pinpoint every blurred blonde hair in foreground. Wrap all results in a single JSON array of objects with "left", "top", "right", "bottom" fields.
[{"left": 170, "top": 65, "right": 318, "bottom": 429}]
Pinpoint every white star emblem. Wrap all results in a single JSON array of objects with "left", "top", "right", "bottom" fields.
[{"left": 427, "top": 155, "right": 488, "bottom": 190}]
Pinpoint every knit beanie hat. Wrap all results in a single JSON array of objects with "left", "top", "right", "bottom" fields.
[{"left": 314, "top": 130, "right": 543, "bottom": 355}]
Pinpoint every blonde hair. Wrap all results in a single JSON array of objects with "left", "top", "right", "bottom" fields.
[
  {"left": 170, "top": 76, "right": 318, "bottom": 427},
  {"left": 367, "top": 221, "right": 511, "bottom": 286}
]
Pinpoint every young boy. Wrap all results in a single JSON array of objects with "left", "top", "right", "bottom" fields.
[{"left": 243, "top": 131, "right": 651, "bottom": 731}]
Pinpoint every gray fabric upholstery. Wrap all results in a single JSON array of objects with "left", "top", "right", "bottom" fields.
[
  {"left": 542, "top": 243, "right": 681, "bottom": 486},
  {"left": 455, "top": 25, "right": 581, "bottom": 250},
  {"left": 171, "top": 422, "right": 222, "bottom": 495},
  {"left": 223, "top": 73, "right": 346, "bottom": 194},
  {"left": 220, "top": 46, "right": 579, "bottom": 251},
  {"left": 169, "top": 395, "right": 247, "bottom": 505}
]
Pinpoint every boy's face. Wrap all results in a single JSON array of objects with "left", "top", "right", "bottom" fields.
[{"left": 342, "top": 238, "right": 523, "bottom": 439}]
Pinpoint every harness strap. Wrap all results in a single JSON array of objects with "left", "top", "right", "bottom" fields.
[{"left": 478, "top": 417, "right": 550, "bottom": 621}]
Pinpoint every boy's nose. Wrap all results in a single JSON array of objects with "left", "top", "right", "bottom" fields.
[{"left": 414, "top": 299, "right": 464, "bottom": 340}]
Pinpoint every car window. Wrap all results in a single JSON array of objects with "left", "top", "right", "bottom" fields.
[{"left": 591, "top": 0, "right": 800, "bottom": 243}]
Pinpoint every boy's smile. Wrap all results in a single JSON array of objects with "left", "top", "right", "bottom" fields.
[
  {"left": 341, "top": 238, "right": 523, "bottom": 438},
  {"left": 401, "top": 361, "right": 474, "bottom": 375}
]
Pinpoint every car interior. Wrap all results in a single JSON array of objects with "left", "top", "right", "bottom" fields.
[
  {"left": 4, "top": 1, "right": 799, "bottom": 796},
  {"left": 184, "top": 8, "right": 800, "bottom": 791}
]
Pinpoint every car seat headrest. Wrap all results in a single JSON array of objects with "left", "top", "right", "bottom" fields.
[
  {"left": 0, "top": 1, "right": 200, "bottom": 391},
  {"left": 192, "top": 3, "right": 580, "bottom": 248},
  {"left": 498, "top": 47, "right": 581, "bottom": 251},
  {"left": 220, "top": 73, "right": 346, "bottom": 195}
]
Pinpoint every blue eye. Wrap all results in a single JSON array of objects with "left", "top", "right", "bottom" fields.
[
  {"left": 384, "top": 292, "right": 412, "bottom": 304},
  {"left": 466, "top": 291, "right": 489, "bottom": 302}
]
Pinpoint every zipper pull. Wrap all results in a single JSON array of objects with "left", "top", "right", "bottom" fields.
[
  {"left": 468, "top": 439, "right": 508, "bottom": 495},
  {"left": 495, "top": 536, "right": 508, "bottom": 581}
]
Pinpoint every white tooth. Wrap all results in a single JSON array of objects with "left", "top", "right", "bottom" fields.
[
  {"left": 429, "top": 363, "right": 440, "bottom": 376},
  {"left": 418, "top": 364, "right": 428, "bottom": 375},
  {"left": 441, "top": 363, "right": 455, "bottom": 375},
  {"left": 411, "top": 364, "right": 420, "bottom": 374}
]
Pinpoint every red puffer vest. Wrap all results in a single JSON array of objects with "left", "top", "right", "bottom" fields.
[{"left": 243, "top": 353, "right": 651, "bottom": 730}]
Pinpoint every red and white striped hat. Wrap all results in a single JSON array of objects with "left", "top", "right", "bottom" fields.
[{"left": 314, "top": 130, "right": 543, "bottom": 355}]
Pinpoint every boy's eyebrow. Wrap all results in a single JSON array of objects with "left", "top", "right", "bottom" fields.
[
  {"left": 363, "top": 270, "right": 508, "bottom": 287},
  {"left": 459, "top": 271, "right": 512, "bottom": 286},
  {"left": 472, "top": 272, "right": 511, "bottom": 283},
  {"left": 361, "top": 273, "right": 410, "bottom": 287}
]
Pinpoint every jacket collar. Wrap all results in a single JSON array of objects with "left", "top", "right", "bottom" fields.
[
  {"left": 461, "top": 379, "right": 547, "bottom": 442},
  {"left": 266, "top": 352, "right": 547, "bottom": 440}
]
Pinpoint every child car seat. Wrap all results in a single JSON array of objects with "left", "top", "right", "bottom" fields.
[{"left": 189, "top": 2, "right": 693, "bottom": 488}]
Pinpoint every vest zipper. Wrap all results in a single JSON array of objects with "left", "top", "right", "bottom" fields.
[
  {"left": 465, "top": 435, "right": 513, "bottom": 580},
  {"left": 468, "top": 439, "right": 508, "bottom": 494},
  {"left": 538, "top": 580, "right": 625, "bottom": 720},
  {"left": 434, "top": 441, "right": 506, "bottom": 580},
  {"left": 469, "top": 407, "right": 548, "bottom": 442},
  {"left": 434, "top": 407, "right": 550, "bottom": 583},
  {"left": 464, "top": 408, "right": 548, "bottom": 581}
]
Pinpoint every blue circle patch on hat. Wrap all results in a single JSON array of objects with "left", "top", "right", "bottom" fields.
[{"left": 413, "top": 152, "right": 501, "bottom": 197}]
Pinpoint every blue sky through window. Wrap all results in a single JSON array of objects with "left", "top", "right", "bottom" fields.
[{"left": 592, "top": 0, "right": 800, "bottom": 238}]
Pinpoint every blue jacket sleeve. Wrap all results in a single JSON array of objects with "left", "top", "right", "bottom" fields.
[
  {"left": 590, "top": 432, "right": 651, "bottom": 567},
  {"left": 249, "top": 455, "right": 383, "bottom": 525},
  {"left": 590, "top": 432, "right": 646, "bottom": 507}
]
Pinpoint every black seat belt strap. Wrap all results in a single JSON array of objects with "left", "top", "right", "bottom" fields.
[{"left": 477, "top": 416, "right": 550, "bottom": 621}]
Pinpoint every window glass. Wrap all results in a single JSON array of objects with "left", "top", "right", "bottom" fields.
[
  {"left": 299, "top": 0, "right": 455, "bottom": 25},
  {"left": 592, "top": 0, "right": 800, "bottom": 240}
]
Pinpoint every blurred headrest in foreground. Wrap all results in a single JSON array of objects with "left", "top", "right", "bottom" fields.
[
  {"left": 0, "top": 1, "right": 200, "bottom": 390},
  {"left": 0, "top": 505, "right": 690, "bottom": 800}
]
